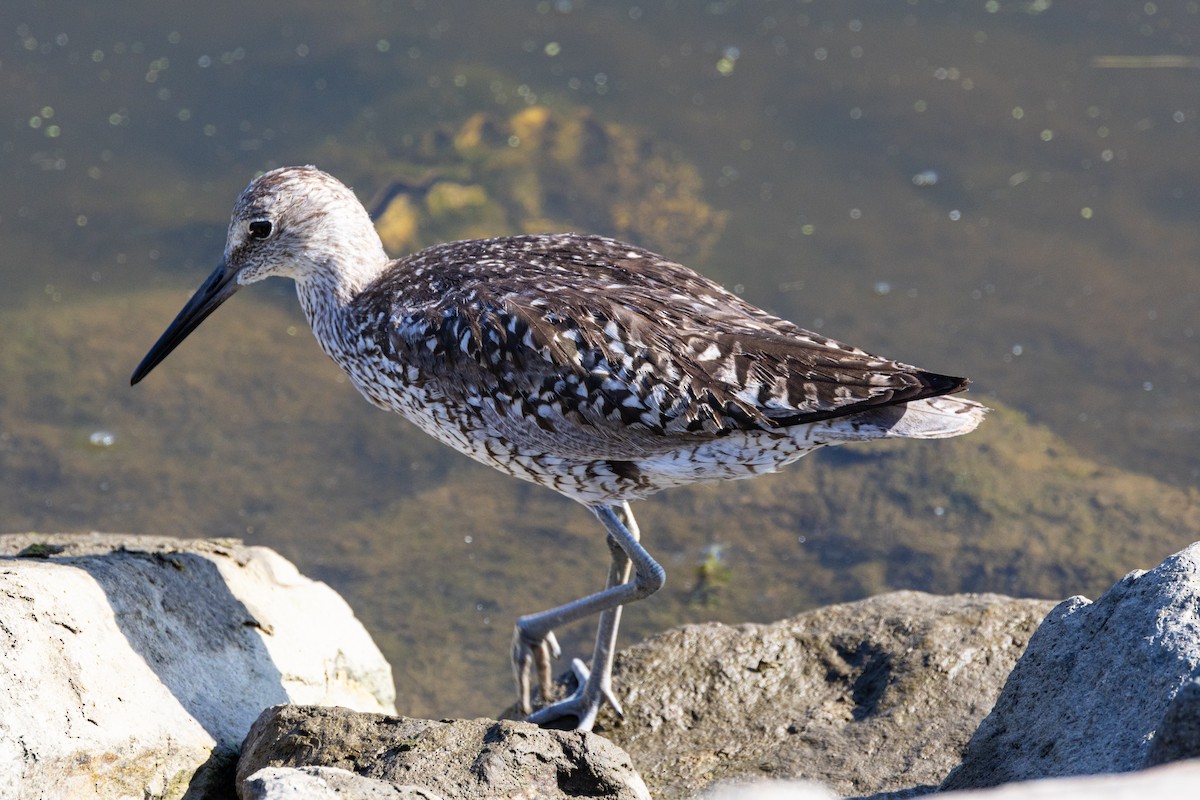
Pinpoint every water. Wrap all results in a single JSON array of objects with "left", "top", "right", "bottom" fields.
[{"left": 2, "top": 1, "right": 1198, "bottom": 718}]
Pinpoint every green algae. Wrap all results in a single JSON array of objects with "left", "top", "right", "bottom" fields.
[{"left": 15, "top": 542, "right": 67, "bottom": 558}]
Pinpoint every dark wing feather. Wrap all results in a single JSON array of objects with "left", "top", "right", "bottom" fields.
[{"left": 375, "top": 234, "right": 967, "bottom": 439}]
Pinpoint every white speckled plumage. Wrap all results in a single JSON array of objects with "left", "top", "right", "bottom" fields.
[{"left": 133, "top": 165, "right": 987, "bottom": 731}]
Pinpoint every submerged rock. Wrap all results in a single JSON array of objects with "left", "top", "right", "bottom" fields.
[
  {"left": 0, "top": 533, "right": 395, "bottom": 800},
  {"left": 355, "top": 105, "right": 728, "bottom": 262}
]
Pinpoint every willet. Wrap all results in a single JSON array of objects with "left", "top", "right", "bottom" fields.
[{"left": 132, "top": 165, "right": 987, "bottom": 731}]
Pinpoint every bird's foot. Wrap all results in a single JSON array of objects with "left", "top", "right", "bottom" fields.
[
  {"left": 512, "top": 627, "right": 561, "bottom": 716},
  {"left": 525, "top": 658, "right": 623, "bottom": 732}
]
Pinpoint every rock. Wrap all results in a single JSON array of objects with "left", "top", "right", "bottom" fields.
[
  {"left": 0, "top": 533, "right": 396, "bottom": 800},
  {"left": 1145, "top": 678, "right": 1200, "bottom": 766},
  {"left": 242, "top": 766, "right": 444, "bottom": 799},
  {"left": 942, "top": 542, "right": 1200, "bottom": 790},
  {"left": 571, "top": 591, "right": 1056, "bottom": 799},
  {"left": 236, "top": 705, "right": 650, "bottom": 800},
  {"left": 703, "top": 759, "right": 1200, "bottom": 799}
]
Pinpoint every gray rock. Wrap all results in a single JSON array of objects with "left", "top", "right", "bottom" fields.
[
  {"left": 578, "top": 591, "right": 1055, "bottom": 799},
  {"left": 236, "top": 705, "right": 650, "bottom": 800},
  {"left": 1145, "top": 678, "right": 1200, "bottom": 767},
  {"left": 0, "top": 533, "right": 396, "bottom": 800},
  {"left": 242, "top": 766, "right": 444, "bottom": 799},
  {"left": 942, "top": 542, "right": 1200, "bottom": 790}
]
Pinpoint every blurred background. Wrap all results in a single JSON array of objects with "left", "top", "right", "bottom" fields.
[{"left": 2, "top": 1, "right": 1197, "bottom": 718}]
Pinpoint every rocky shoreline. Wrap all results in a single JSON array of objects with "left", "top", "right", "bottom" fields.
[{"left": 1, "top": 533, "right": 1197, "bottom": 798}]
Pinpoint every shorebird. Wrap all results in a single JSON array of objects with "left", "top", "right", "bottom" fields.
[{"left": 132, "top": 165, "right": 987, "bottom": 731}]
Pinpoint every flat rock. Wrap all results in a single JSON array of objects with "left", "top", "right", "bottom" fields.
[
  {"left": 942, "top": 542, "right": 1200, "bottom": 789},
  {"left": 577, "top": 591, "right": 1055, "bottom": 799},
  {"left": 236, "top": 704, "right": 650, "bottom": 800},
  {"left": 0, "top": 533, "right": 396, "bottom": 799}
]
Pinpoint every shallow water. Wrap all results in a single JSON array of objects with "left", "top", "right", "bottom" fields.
[{"left": 2, "top": 1, "right": 1198, "bottom": 718}]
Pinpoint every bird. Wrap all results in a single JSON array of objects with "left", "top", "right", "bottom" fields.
[{"left": 131, "top": 165, "right": 987, "bottom": 732}]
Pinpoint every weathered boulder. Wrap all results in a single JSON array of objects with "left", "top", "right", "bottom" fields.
[
  {"left": 572, "top": 591, "right": 1056, "bottom": 799},
  {"left": 236, "top": 705, "right": 650, "bottom": 800},
  {"left": 0, "top": 533, "right": 395, "bottom": 799},
  {"left": 942, "top": 542, "right": 1200, "bottom": 790}
]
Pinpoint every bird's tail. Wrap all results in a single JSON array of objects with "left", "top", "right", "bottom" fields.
[
  {"left": 819, "top": 394, "right": 989, "bottom": 442},
  {"left": 885, "top": 394, "right": 989, "bottom": 438}
]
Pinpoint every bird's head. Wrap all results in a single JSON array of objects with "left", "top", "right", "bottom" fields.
[
  {"left": 224, "top": 165, "right": 383, "bottom": 285},
  {"left": 130, "top": 165, "right": 386, "bottom": 385}
]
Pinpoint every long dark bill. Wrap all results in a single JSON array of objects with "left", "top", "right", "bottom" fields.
[{"left": 130, "top": 260, "right": 241, "bottom": 385}]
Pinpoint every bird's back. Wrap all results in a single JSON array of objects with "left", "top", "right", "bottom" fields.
[{"left": 337, "top": 233, "right": 983, "bottom": 501}]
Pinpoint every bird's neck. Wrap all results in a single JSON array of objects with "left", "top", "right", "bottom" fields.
[{"left": 294, "top": 248, "right": 389, "bottom": 359}]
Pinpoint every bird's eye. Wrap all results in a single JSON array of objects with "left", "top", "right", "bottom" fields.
[{"left": 247, "top": 220, "right": 273, "bottom": 240}]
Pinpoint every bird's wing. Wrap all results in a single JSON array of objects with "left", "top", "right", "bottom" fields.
[{"left": 379, "top": 234, "right": 967, "bottom": 439}]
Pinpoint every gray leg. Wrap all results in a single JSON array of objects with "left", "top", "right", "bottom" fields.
[
  {"left": 512, "top": 502, "right": 633, "bottom": 715},
  {"left": 512, "top": 502, "right": 664, "bottom": 730},
  {"left": 537, "top": 505, "right": 638, "bottom": 723},
  {"left": 583, "top": 505, "right": 639, "bottom": 718},
  {"left": 510, "top": 514, "right": 627, "bottom": 718}
]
